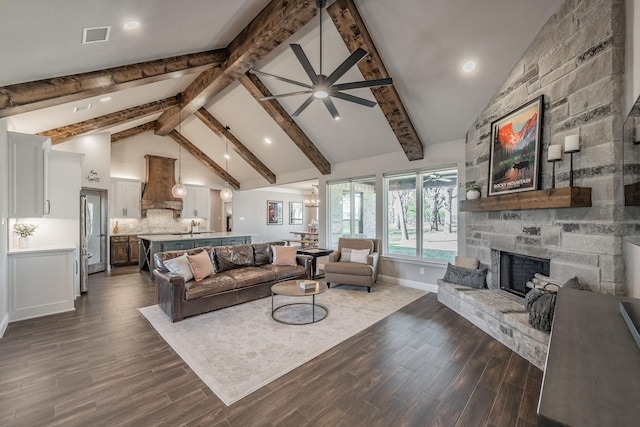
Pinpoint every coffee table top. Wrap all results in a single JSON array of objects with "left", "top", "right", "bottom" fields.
[
  {"left": 296, "top": 248, "right": 334, "bottom": 256},
  {"left": 272, "top": 280, "right": 328, "bottom": 297}
]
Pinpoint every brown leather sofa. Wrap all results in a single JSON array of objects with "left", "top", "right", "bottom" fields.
[
  {"left": 153, "top": 242, "right": 311, "bottom": 322},
  {"left": 324, "top": 238, "right": 381, "bottom": 292}
]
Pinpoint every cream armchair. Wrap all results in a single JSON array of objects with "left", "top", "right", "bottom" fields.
[{"left": 324, "top": 238, "right": 380, "bottom": 293}]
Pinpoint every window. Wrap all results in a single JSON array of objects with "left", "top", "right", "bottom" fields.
[
  {"left": 385, "top": 168, "right": 458, "bottom": 262},
  {"left": 328, "top": 177, "right": 375, "bottom": 248}
]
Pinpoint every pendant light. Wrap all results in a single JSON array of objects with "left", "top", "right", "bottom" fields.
[
  {"left": 220, "top": 126, "right": 234, "bottom": 202},
  {"left": 172, "top": 113, "right": 188, "bottom": 198}
]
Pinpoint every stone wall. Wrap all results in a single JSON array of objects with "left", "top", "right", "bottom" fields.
[{"left": 465, "top": 0, "right": 627, "bottom": 294}]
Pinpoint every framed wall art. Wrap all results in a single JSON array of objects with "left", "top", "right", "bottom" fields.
[
  {"left": 488, "top": 95, "right": 544, "bottom": 196},
  {"left": 289, "top": 201, "right": 303, "bottom": 225},
  {"left": 267, "top": 200, "right": 283, "bottom": 225}
]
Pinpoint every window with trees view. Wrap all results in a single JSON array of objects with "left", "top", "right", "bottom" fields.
[
  {"left": 385, "top": 168, "right": 458, "bottom": 261},
  {"left": 328, "top": 177, "right": 376, "bottom": 248}
]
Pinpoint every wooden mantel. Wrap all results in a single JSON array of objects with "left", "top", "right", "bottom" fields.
[{"left": 460, "top": 187, "right": 591, "bottom": 212}]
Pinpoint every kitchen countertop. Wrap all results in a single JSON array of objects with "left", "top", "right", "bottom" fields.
[
  {"left": 8, "top": 244, "right": 76, "bottom": 255},
  {"left": 137, "top": 232, "right": 253, "bottom": 242}
]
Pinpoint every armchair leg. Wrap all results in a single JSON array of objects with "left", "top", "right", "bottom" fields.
[
  {"left": 327, "top": 283, "right": 331, "bottom": 288},
  {"left": 367, "top": 287, "right": 371, "bottom": 293}
]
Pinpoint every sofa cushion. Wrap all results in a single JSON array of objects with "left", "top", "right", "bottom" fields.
[
  {"left": 272, "top": 245, "right": 297, "bottom": 266},
  {"left": 154, "top": 246, "right": 213, "bottom": 271},
  {"left": 226, "top": 267, "right": 275, "bottom": 288},
  {"left": 163, "top": 253, "right": 194, "bottom": 281},
  {"left": 325, "top": 261, "right": 373, "bottom": 276},
  {"left": 184, "top": 272, "right": 237, "bottom": 300},
  {"left": 259, "top": 264, "right": 306, "bottom": 280},
  {"left": 443, "top": 263, "right": 487, "bottom": 289},
  {"left": 253, "top": 243, "right": 272, "bottom": 266},
  {"left": 187, "top": 249, "right": 215, "bottom": 281},
  {"left": 214, "top": 245, "right": 254, "bottom": 271}
]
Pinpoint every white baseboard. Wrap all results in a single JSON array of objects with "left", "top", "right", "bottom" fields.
[
  {"left": 378, "top": 274, "right": 439, "bottom": 293},
  {"left": 0, "top": 312, "right": 8, "bottom": 338}
]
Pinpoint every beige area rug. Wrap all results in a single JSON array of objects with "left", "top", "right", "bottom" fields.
[{"left": 139, "top": 283, "right": 426, "bottom": 406}]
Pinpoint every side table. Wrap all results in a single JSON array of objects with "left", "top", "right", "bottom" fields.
[{"left": 296, "top": 247, "right": 334, "bottom": 278}]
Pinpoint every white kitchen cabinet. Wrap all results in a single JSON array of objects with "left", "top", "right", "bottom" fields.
[
  {"left": 8, "top": 247, "right": 75, "bottom": 322},
  {"left": 8, "top": 132, "right": 51, "bottom": 217},
  {"left": 47, "top": 150, "right": 84, "bottom": 219},
  {"left": 110, "top": 179, "right": 141, "bottom": 218},
  {"left": 182, "top": 185, "right": 210, "bottom": 219}
]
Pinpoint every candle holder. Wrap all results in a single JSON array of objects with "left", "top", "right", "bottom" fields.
[
  {"left": 565, "top": 148, "right": 580, "bottom": 187},
  {"left": 548, "top": 158, "right": 561, "bottom": 189}
]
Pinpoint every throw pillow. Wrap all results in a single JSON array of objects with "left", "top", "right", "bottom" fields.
[
  {"left": 272, "top": 245, "right": 297, "bottom": 266},
  {"left": 339, "top": 248, "right": 352, "bottom": 262},
  {"left": 350, "top": 248, "right": 370, "bottom": 264},
  {"left": 562, "top": 276, "right": 583, "bottom": 290},
  {"left": 455, "top": 255, "right": 479, "bottom": 269},
  {"left": 187, "top": 250, "right": 215, "bottom": 281},
  {"left": 443, "top": 263, "right": 487, "bottom": 289},
  {"left": 163, "top": 253, "right": 194, "bottom": 281}
]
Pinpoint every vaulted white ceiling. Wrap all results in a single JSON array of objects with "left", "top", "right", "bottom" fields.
[{"left": 1, "top": 0, "right": 563, "bottom": 190}]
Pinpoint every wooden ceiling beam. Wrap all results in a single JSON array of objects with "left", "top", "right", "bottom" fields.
[
  {"left": 239, "top": 73, "right": 332, "bottom": 175},
  {"left": 0, "top": 50, "right": 227, "bottom": 118},
  {"left": 110, "top": 122, "right": 155, "bottom": 144},
  {"left": 168, "top": 130, "right": 240, "bottom": 190},
  {"left": 194, "top": 108, "right": 277, "bottom": 184},
  {"left": 327, "top": 0, "right": 424, "bottom": 161},
  {"left": 154, "top": 0, "right": 319, "bottom": 135},
  {"left": 39, "top": 96, "right": 179, "bottom": 144}
]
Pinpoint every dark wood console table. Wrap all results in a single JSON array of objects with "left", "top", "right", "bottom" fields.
[{"left": 538, "top": 288, "right": 640, "bottom": 426}]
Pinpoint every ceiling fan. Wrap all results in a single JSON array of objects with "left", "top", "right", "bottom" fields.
[{"left": 249, "top": 0, "right": 393, "bottom": 120}]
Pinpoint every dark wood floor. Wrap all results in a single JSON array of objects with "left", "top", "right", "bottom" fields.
[{"left": 0, "top": 269, "right": 542, "bottom": 426}]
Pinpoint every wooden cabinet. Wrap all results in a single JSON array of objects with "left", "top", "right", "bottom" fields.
[
  {"left": 47, "top": 150, "right": 83, "bottom": 219},
  {"left": 162, "top": 241, "right": 195, "bottom": 251},
  {"left": 110, "top": 179, "right": 141, "bottom": 218},
  {"left": 182, "top": 185, "right": 210, "bottom": 218},
  {"left": 8, "top": 248, "right": 75, "bottom": 322},
  {"left": 110, "top": 235, "right": 139, "bottom": 266},
  {"left": 8, "top": 132, "right": 50, "bottom": 217}
]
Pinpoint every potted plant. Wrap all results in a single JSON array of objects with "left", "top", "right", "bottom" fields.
[
  {"left": 13, "top": 223, "right": 38, "bottom": 248},
  {"left": 466, "top": 182, "right": 481, "bottom": 200}
]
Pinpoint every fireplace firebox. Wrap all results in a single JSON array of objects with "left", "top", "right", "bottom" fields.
[{"left": 499, "top": 251, "right": 550, "bottom": 297}]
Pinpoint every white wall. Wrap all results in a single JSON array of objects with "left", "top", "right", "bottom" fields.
[
  {"left": 625, "top": 0, "right": 640, "bottom": 115},
  {"left": 0, "top": 118, "right": 9, "bottom": 336},
  {"left": 56, "top": 133, "right": 111, "bottom": 190},
  {"left": 315, "top": 139, "right": 466, "bottom": 291},
  {"left": 232, "top": 188, "right": 310, "bottom": 243}
]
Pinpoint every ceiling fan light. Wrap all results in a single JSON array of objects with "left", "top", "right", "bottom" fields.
[{"left": 313, "top": 89, "right": 329, "bottom": 99}]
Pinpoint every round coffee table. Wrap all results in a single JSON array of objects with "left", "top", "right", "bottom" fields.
[{"left": 271, "top": 280, "right": 328, "bottom": 325}]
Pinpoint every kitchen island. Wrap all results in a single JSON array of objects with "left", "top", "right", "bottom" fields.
[{"left": 138, "top": 232, "right": 253, "bottom": 275}]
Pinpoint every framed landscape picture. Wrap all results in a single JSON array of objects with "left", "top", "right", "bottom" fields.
[
  {"left": 289, "top": 201, "right": 303, "bottom": 225},
  {"left": 488, "top": 96, "right": 543, "bottom": 196},
  {"left": 267, "top": 200, "right": 283, "bottom": 225}
]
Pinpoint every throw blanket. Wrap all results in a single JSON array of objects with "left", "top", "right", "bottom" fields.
[{"left": 525, "top": 288, "right": 557, "bottom": 332}]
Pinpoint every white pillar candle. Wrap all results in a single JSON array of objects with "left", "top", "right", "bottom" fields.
[
  {"left": 548, "top": 144, "right": 562, "bottom": 161},
  {"left": 564, "top": 135, "right": 580, "bottom": 152},
  {"left": 635, "top": 124, "right": 640, "bottom": 142}
]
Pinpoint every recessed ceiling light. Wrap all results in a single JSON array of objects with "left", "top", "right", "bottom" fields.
[
  {"left": 100, "top": 96, "right": 111, "bottom": 103},
  {"left": 123, "top": 21, "right": 140, "bottom": 30},
  {"left": 264, "top": 138, "right": 272, "bottom": 144},
  {"left": 462, "top": 61, "right": 476, "bottom": 73},
  {"left": 74, "top": 104, "right": 92, "bottom": 113}
]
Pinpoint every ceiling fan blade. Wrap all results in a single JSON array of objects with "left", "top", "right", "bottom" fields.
[
  {"left": 290, "top": 44, "right": 319, "bottom": 84},
  {"left": 250, "top": 69, "right": 312, "bottom": 89},
  {"left": 325, "top": 47, "right": 368, "bottom": 85},
  {"left": 333, "top": 78, "right": 393, "bottom": 91},
  {"left": 322, "top": 97, "right": 341, "bottom": 120},
  {"left": 292, "top": 95, "right": 316, "bottom": 117},
  {"left": 258, "top": 90, "right": 313, "bottom": 101},
  {"left": 331, "top": 91, "right": 377, "bottom": 108}
]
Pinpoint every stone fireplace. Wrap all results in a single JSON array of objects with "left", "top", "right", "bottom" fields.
[{"left": 492, "top": 250, "right": 550, "bottom": 298}]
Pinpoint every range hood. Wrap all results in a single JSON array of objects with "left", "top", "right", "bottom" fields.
[{"left": 141, "top": 155, "right": 183, "bottom": 218}]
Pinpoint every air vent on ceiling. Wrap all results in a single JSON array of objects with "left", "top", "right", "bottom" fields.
[
  {"left": 82, "top": 26, "right": 111, "bottom": 44},
  {"left": 74, "top": 104, "right": 92, "bottom": 113}
]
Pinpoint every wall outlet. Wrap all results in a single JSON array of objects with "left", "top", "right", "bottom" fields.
[{"left": 419, "top": 267, "right": 425, "bottom": 274}]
